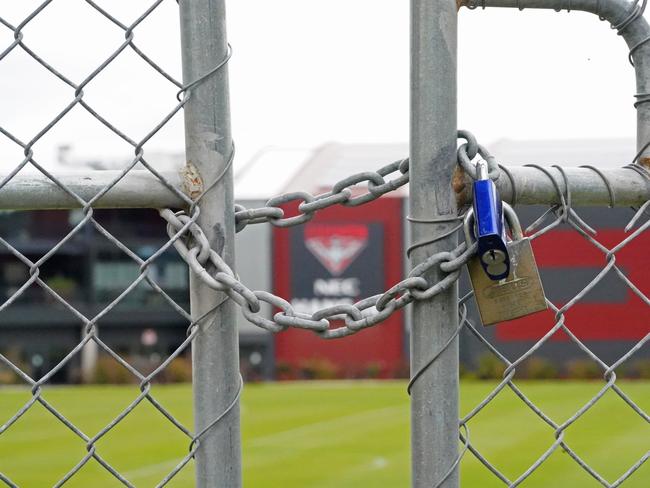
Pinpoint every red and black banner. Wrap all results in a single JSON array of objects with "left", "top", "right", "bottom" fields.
[
  {"left": 273, "top": 197, "right": 404, "bottom": 375},
  {"left": 496, "top": 210, "right": 650, "bottom": 342}
]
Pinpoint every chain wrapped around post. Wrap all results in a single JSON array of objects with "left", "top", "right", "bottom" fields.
[
  {"left": 160, "top": 127, "right": 650, "bottom": 488},
  {"left": 233, "top": 131, "right": 496, "bottom": 232},
  {"left": 1, "top": 0, "right": 648, "bottom": 485},
  {"left": 160, "top": 208, "right": 478, "bottom": 338},
  {"left": 162, "top": 131, "right": 495, "bottom": 337}
]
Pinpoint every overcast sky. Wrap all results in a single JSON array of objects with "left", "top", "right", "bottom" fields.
[{"left": 0, "top": 1, "right": 640, "bottom": 172}]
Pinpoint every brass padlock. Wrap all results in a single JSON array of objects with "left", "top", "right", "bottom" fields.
[{"left": 465, "top": 203, "right": 547, "bottom": 326}]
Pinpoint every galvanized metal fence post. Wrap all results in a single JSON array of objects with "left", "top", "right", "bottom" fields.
[
  {"left": 410, "top": 1, "right": 460, "bottom": 487},
  {"left": 178, "top": 2, "right": 242, "bottom": 487}
]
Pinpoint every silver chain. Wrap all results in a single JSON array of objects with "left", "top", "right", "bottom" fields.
[
  {"left": 161, "top": 130, "right": 502, "bottom": 336},
  {"left": 160, "top": 208, "right": 477, "bottom": 338},
  {"left": 233, "top": 157, "right": 410, "bottom": 232},
  {"left": 233, "top": 130, "right": 494, "bottom": 232}
]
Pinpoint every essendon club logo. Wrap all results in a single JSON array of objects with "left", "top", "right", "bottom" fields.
[{"left": 304, "top": 223, "right": 369, "bottom": 276}]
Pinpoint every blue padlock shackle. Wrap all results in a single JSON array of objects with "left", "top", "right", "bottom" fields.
[{"left": 463, "top": 202, "right": 524, "bottom": 247}]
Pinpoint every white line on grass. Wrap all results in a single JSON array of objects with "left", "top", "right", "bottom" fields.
[
  {"left": 120, "top": 404, "right": 404, "bottom": 480},
  {"left": 249, "top": 404, "right": 404, "bottom": 446}
]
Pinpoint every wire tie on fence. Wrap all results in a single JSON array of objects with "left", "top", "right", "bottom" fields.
[
  {"left": 497, "top": 163, "right": 518, "bottom": 206},
  {"left": 407, "top": 303, "right": 468, "bottom": 395},
  {"left": 612, "top": 0, "right": 646, "bottom": 35},
  {"left": 579, "top": 165, "right": 616, "bottom": 207},
  {"left": 188, "top": 373, "right": 244, "bottom": 454},
  {"left": 406, "top": 215, "right": 463, "bottom": 224},
  {"left": 634, "top": 92, "right": 650, "bottom": 108},
  {"left": 190, "top": 142, "right": 236, "bottom": 210},
  {"left": 406, "top": 222, "right": 465, "bottom": 258},
  {"left": 176, "top": 43, "right": 233, "bottom": 102},
  {"left": 433, "top": 423, "right": 470, "bottom": 488},
  {"left": 629, "top": 35, "right": 650, "bottom": 65},
  {"left": 185, "top": 296, "right": 231, "bottom": 338}
]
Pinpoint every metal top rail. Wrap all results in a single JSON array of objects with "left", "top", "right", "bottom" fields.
[{"left": 0, "top": 163, "right": 646, "bottom": 211}]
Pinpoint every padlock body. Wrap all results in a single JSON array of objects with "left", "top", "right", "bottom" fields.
[
  {"left": 468, "top": 237, "right": 547, "bottom": 326},
  {"left": 473, "top": 179, "right": 509, "bottom": 280}
]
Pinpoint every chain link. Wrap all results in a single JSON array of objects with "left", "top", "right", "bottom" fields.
[
  {"left": 233, "top": 158, "right": 409, "bottom": 231},
  {"left": 0, "top": 2, "right": 241, "bottom": 484},
  {"left": 161, "top": 208, "right": 476, "bottom": 338},
  {"left": 234, "top": 131, "right": 489, "bottom": 232},
  {"left": 409, "top": 164, "right": 650, "bottom": 488},
  {"left": 1, "top": 0, "right": 647, "bottom": 485}
]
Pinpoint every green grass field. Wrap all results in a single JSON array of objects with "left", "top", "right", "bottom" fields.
[{"left": 1, "top": 381, "right": 648, "bottom": 487}]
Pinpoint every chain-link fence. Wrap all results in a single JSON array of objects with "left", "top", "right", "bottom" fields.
[
  {"left": 0, "top": 0, "right": 649, "bottom": 487},
  {"left": 0, "top": 1, "right": 223, "bottom": 486}
]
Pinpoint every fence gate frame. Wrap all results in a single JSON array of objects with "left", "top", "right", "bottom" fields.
[
  {"left": 414, "top": 1, "right": 650, "bottom": 487},
  {"left": 410, "top": 2, "right": 460, "bottom": 487},
  {"left": 0, "top": 0, "right": 648, "bottom": 487},
  {"left": 178, "top": 1, "right": 241, "bottom": 487}
]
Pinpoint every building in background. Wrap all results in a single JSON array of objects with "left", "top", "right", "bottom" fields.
[
  {"left": 235, "top": 138, "right": 650, "bottom": 378},
  {"left": 1, "top": 138, "right": 647, "bottom": 383},
  {"left": 0, "top": 208, "right": 271, "bottom": 383}
]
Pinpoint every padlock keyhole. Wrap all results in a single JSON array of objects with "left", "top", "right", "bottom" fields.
[{"left": 481, "top": 249, "right": 508, "bottom": 278}]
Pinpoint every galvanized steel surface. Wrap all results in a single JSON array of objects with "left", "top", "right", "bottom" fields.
[
  {"left": 178, "top": 0, "right": 242, "bottom": 486},
  {"left": 160, "top": 207, "right": 477, "bottom": 339},
  {"left": 0, "top": 1, "right": 232, "bottom": 486},
  {"left": 0, "top": 0, "right": 649, "bottom": 487},
  {"left": 164, "top": 130, "right": 650, "bottom": 487},
  {"left": 409, "top": 1, "right": 461, "bottom": 486},
  {"left": 455, "top": 1, "right": 650, "bottom": 487}
]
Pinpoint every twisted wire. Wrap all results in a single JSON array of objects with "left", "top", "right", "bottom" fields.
[
  {"left": 160, "top": 207, "right": 476, "bottom": 339},
  {"left": 160, "top": 121, "right": 649, "bottom": 486},
  {"left": 0, "top": 0, "right": 237, "bottom": 484},
  {"left": 442, "top": 163, "right": 649, "bottom": 487},
  {"left": 0, "top": 0, "right": 649, "bottom": 485}
]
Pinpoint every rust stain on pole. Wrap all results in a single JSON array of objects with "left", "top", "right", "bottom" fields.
[{"left": 182, "top": 160, "right": 204, "bottom": 201}]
